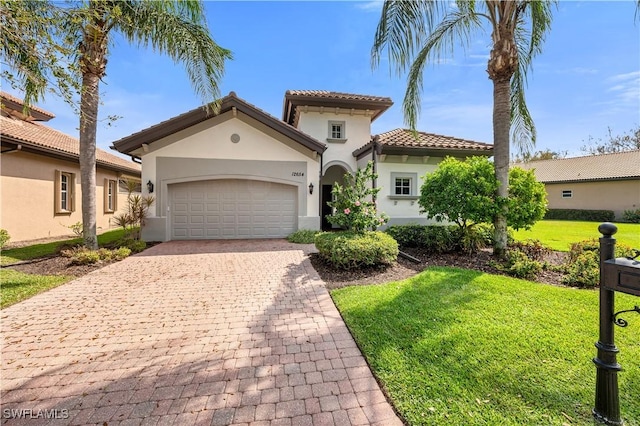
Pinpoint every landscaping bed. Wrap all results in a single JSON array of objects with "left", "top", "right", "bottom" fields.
[{"left": 311, "top": 247, "right": 567, "bottom": 289}]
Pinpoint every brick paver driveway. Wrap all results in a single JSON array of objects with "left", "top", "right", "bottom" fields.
[{"left": 1, "top": 240, "right": 402, "bottom": 426}]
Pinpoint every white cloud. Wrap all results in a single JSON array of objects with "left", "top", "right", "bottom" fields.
[{"left": 354, "top": 0, "right": 383, "bottom": 12}]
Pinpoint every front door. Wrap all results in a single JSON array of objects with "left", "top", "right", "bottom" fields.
[{"left": 321, "top": 184, "right": 333, "bottom": 231}]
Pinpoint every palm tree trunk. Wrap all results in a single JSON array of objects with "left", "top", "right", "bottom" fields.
[
  {"left": 79, "top": 2, "right": 108, "bottom": 250},
  {"left": 79, "top": 72, "right": 100, "bottom": 250},
  {"left": 492, "top": 76, "right": 511, "bottom": 258}
]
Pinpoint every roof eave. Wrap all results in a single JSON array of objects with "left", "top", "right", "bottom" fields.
[
  {"left": 379, "top": 146, "right": 494, "bottom": 157},
  {"left": 283, "top": 95, "right": 393, "bottom": 124},
  {"left": 1, "top": 137, "right": 141, "bottom": 175},
  {"left": 112, "top": 95, "right": 326, "bottom": 155}
]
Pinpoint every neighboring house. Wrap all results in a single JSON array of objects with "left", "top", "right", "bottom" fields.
[
  {"left": 112, "top": 90, "right": 492, "bottom": 241},
  {"left": 1, "top": 92, "right": 141, "bottom": 242},
  {"left": 517, "top": 151, "right": 640, "bottom": 219}
]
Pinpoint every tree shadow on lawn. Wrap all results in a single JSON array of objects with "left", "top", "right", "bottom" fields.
[{"left": 332, "top": 266, "right": 640, "bottom": 425}]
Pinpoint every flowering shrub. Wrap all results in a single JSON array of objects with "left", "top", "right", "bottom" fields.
[{"left": 327, "top": 162, "right": 389, "bottom": 232}]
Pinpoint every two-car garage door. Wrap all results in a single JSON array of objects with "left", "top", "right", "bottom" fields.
[{"left": 170, "top": 180, "right": 297, "bottom": 239}]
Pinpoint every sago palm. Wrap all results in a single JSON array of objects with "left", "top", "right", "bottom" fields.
[
  {"left": 372, "top": 0, "right": 555, "bottom": 257},
  {"left": 72, "top": 0, "right": 231, "bottom": 248}
]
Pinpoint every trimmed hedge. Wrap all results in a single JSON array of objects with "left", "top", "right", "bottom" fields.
[
  {"left": 622, "top": 209, "right": 640, "bottom": 223},
  {"left": 385, "top": 224, "right": 487, "bottom": 254},
  {"left": 315, "top": 231, "right": 398, "bottom": 269},
  {"left": 544, "top": 209, "right": 614, "bottom": 222},
  {"left": 287, "top": 229, "right": 320, "bottom": 244}
]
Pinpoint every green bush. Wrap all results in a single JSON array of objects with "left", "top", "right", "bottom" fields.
[
  {"left": 508, "top": 239, "right": 551, "bottom": 261},
  {"left": 562, "top": 238, "right": 636, "bottom": 288},
  {"left": 622, "top": 209, "right": 640, "bottom": 223},
  {"left": 504, "top": 249, "right": 543, "bottom": 280},
  {"left": 315, "top": 231, "right": 398, "bottom": 269},
  {"left": 62, "top": 246, "right": 132, "bottom": 265},
  {"left": 544, "top": 209, "right": 614, "bottom": 222},
  {"left": 287, "top": 229, "right": 320, "bottom": 244},
  {"left": 0, "top": 229, "right": 10, "bottom": 249},
  {"left": 117, "top": 239, "right": 147, "bottom": 253},
  {"left": 385, "top": 224, "right": 486, "bottom": 253}
]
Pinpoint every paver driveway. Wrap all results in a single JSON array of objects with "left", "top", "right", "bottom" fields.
[{"left": 1, "top": 240, "right": 402, "bottom": 426}]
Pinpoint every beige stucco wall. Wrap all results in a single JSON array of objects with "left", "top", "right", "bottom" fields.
[
  {"left": 545, "top": 180, "right": 640, "bottom": 218},
  {"left": 137, "top": 111, "right": 322, "bottom": 240},
  {"left": 1, "top": 151, "right": 135, "bottom": 242}
]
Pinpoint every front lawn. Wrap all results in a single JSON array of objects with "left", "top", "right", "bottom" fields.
[
  {"left": 0, "top": 270, "right": 72, "bottom": 309},
  {"left": 332, "top": 267, "right": 640, "bottom": 425},
  {"left": 512, "top": 220, "right": 640, "bottom": 251},
  {"left": 1, "top": 228, "right": 128, "bottom": 266}
]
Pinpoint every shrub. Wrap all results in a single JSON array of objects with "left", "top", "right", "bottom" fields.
[
  {"left": 562, "top": 238, "right": 636, "bottom": 288},
  {"left": 508, "top": 239, "right": 551, "bottom": 262},
  {"left": 118, "top": 239, "right": 147, "bottom": 253},
  {"left": 544, "top": 209, "right": 614, "bottom": 222},
  {"left": 287, "top": 229, "right": 320, "bottom": 244},
  {"left": 504, "top": 249, "right": 543, "bottom": 280},
  {"left": 315, "top": 231, "right": 398, "bottom": 269},
  {"left": 67, "top": 221, "right": 83, "bottom": 237},
  {"left": 0, "top": 229, "right": 10, "bottom": 249},
  {"left": 622, "top": 209, "right": 640, "bottom": 223},
  {"left": 385, "top": 224, "right": 486, "bottom": 253},
  {"left": 327, "top": 162, "right": 389, "bottom": 232},
  {"left": 62, "top": 246, "right": 132, "bottom": 265},
  {"left": 113, "top": 179, "right": 155, "bottom": 240}
]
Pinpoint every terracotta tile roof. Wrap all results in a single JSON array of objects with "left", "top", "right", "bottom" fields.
[
  {"left": 375, "top": 128, "right": 493, "bottom": 151},
  {"left": 285, "top": 90, "right": 393, "bottom": 103},
  {"left": 516, "top": 150, "right": 640, "bottom": 182},
  {"left": 1, "top": 115, "right": 141, "bottom": 174},
  {"left": 1, "top": 91, "right": 55, "bottom": 121}
]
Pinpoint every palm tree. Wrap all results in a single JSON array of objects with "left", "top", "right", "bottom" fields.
[
  {"left": 372, "top": 1, "right": 555, "bottom": 257},
  {"left": 70, "top": 0, "right": 231, "bottom": 249}
]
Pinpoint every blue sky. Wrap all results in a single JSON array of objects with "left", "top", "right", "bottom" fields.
[{"left": 7, "top": 1, "right": 640, "bottom": 159}]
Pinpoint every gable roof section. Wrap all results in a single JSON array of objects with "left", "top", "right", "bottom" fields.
[
  {"left": 516, "top": 150, "right": 640, "bottom": 183},
  {"left": 1, "top": 115, "right": 141, "bottom": 175},
  {"left": 112, "top": 92, "right": 327, "bottom": 155},
  {"left": 283, "top": 90, "right": 393, "bottom": 125},
  {"left": 353, "top": 128, "right": 493, "bottom": 159}
]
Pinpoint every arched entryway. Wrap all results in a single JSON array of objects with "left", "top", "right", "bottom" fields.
[{"left": 320, "top": 162, "right": 351, "bottom": 231}]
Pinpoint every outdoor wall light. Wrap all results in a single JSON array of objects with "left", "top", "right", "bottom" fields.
[
  {"left": 308, "top": 182, "right": 314, "bottom": 195},
  {"left": 147, "top": 180, "right": 154, "bottom": 193}
]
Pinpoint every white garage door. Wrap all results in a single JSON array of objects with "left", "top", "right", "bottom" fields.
[{"left": 170, "top": 180, "right": 297, "bottom": 239}]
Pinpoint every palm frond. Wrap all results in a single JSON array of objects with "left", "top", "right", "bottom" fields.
[
  {"left": 372, "top": 0, "right": 449, "bottom": 75},
  {"left": 403, "top": 9, "right": 482, "bottom": 129},
  {"left": 113, "top": 0, "right": 231, "bottom": 106}
]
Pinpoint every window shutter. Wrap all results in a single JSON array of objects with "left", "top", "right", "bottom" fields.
[
  {"left": 104, "top": 178, "right": 109, "bottom": 213},
  {"left": 54, "top": 170, "right": 61, "bottom": 214},
  {"left": 70, "top": 173, "right": 76, "bottom": 212}
]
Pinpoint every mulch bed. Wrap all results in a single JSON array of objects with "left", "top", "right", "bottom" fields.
[{"left": 311, "top": 247, "right": 567, "bottom": 290}]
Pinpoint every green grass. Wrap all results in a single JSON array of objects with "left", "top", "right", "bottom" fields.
[
  {"left": 1, "top": 228, "right": 128, "bottom": 266},
  {"left": 513, "top": 220, "right": 640, "bottom": 251},
  {"left": 0, "top": 269, "right": 72, "bottom": 309},
  {"left": 332, "top": 267, "right": 640, "bottom": 426}
]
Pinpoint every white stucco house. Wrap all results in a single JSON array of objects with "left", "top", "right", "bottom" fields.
[{"left": 112, "top": 90, "right": 493, "bottom": 241}]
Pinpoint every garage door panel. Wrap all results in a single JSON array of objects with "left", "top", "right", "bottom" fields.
[{"left": 170, "top": 179, "right": 297, "bottom": 239}]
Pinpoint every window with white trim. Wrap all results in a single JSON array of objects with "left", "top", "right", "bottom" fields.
[
  {"left": 55, "top": 170, "right": 75, "bottom": 214},
  {"left": 327, "top": 121, "right": 346, "bottom": 142},
  {"left": 562, "top": 190, "right": 573, "bottom": 198},
  {"left": 390, "top": 172, "right": 418, "bottom": 197},
  {"left": 104, "top": 179, "right": 117, "bottom": 213}
]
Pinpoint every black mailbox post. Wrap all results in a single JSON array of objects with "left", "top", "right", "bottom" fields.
[{"left": 593, "top": 223, "right": 640, "bottom": 425}]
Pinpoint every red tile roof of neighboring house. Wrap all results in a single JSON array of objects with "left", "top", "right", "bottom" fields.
[
  {"left": 1, "top": 115, "right": 141, "bottom": 174},
  {"left": 0, "top": 91, "right": 55, "bottom": 121},
  {"left": 515, "top": 150, "right": 640, "bottom": 182}
]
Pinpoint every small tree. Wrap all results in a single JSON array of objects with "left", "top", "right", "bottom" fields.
[
  {"left": 327, "top": 162, "right": 389, "bottom": 233},
  {"left": 113, "top": 180, "right": 155, "bottom": 240},
  {"left": 419, "top": 156, "right": 547, "bottom": 234}
]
